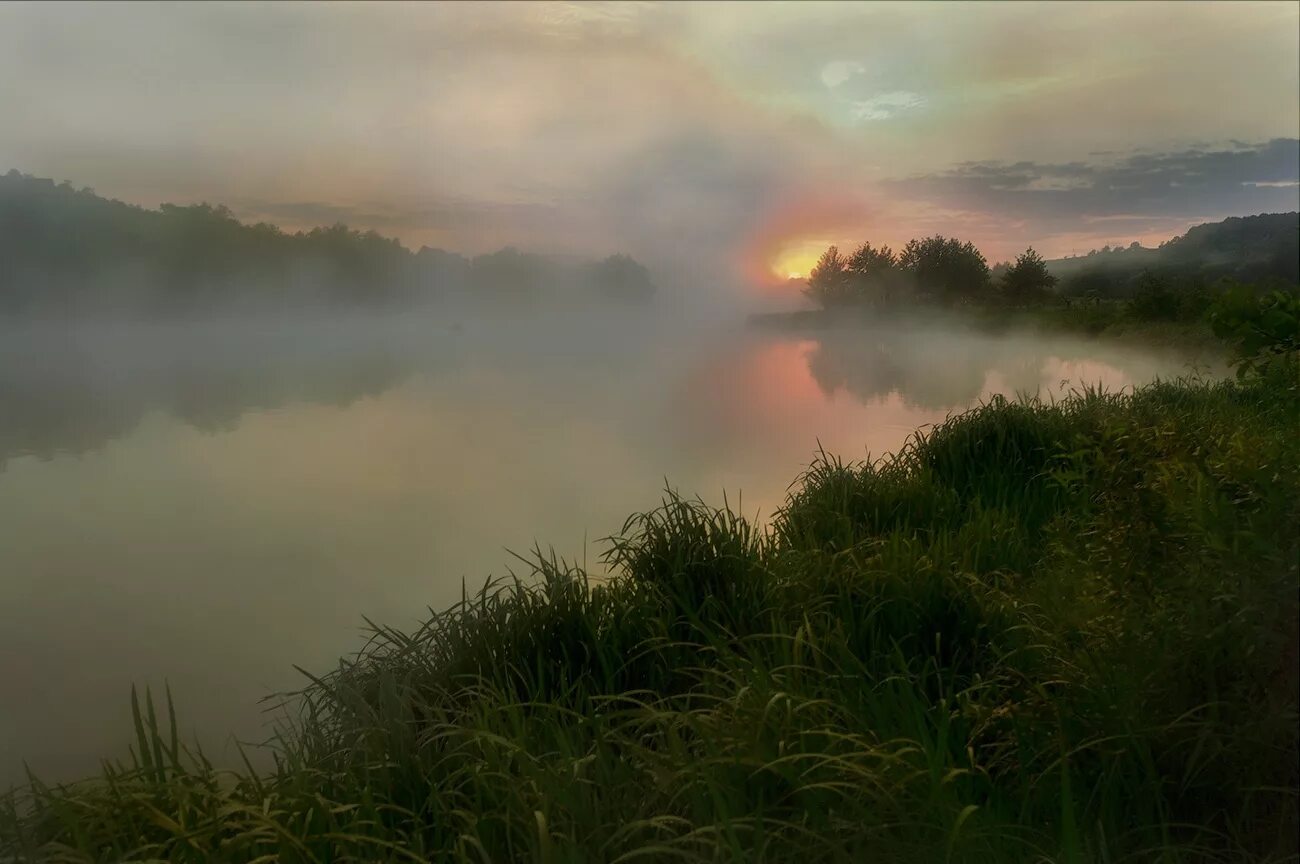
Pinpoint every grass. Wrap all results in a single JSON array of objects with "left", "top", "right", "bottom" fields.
[{"left": 2, "top": 367, "right": 1297, "bottom": 862}]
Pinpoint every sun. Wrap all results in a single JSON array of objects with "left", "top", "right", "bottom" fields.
[{"left": 770, "top": 240, "right": 827, "bottom": 283}]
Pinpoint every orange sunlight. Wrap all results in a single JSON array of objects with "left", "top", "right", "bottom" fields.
[
  {"left": 770, "top": 240, "right": 829, "bottom": 283},
  {"left": 738, "top": 193, "right": 874, "bottom": 295}
]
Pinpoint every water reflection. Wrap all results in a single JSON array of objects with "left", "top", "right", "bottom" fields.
[
  {"left": 0, "top": 317, "right": 1218, "bottom": 470},
  {"left": 0, "top": 322, "right": 421, "bottom": 468},
  {"left": 802, "top": 322, "right": 1215, "bottom": 411},
  {"left": 0, "top": 315, "right": 1219, "bottom": 785}
]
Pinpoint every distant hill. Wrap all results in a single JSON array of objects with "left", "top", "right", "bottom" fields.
[
  {"left": 0, "top": 170, "right": 655, "bottom": 315},
  {"left": 1043, "top": 212, "right": 1299, "bottom": 297}
]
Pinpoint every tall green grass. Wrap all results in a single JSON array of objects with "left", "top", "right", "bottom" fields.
[{"left": 3, "top": 370, "right": 1297, "bottom": 862}]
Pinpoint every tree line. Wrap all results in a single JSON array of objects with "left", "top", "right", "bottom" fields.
[
  {"left": 0, "top": 170, "right": 655, "bottom": 314},
  {"left": 803, "top": 236, "right": 1058, "bottom": 309},
  {"left": 804, "top": 212, "right": 1298, "bottom": 319}
]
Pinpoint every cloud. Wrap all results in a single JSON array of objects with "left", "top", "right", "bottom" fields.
[
  {"left": 851, "top": 91, "right": 926, "bottom": 122},
  {"left": 883, "top": 139, "right": 1300, "bottom": 256},
  {"left": 893, "top": 138, "right": 1299, "bottom": 214},
  {"left": 0, "top": 2, "right": 1296, "bottom": 281},
  {"left": 820, "top": 61, "right": 865, "bottom": 89}
]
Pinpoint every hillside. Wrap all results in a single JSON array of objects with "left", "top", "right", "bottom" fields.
[
  {"left": 1045, "top": 211, "right": 1299, "bottom": 296},
  {"left": 0, "top": 170, "right": 655, "bottom": 315}
]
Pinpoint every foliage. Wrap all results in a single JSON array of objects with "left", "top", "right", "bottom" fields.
[
  {"left": 1054, "top": 213, "right": 1299, "bottom": 299},
  {"left": 804, "top": 235, "right": 992, "bottom": 309},
  {"left": 1125, "top": 270, "right": 1185, "bottom": 321},
  {"left": 785, "top": 230, "right": 1289, "bottom": 346},
  {"left": 589, "top": 254, "right": 657, "bottom": 303},
  {"left": 1209, "top": 284, "right": 1300, "bottom": 381},
  {"left": 805, "top": 242, "right": 910, "bottom": 309},
  {"left": 0, "top": 170, "right": 423, "bottom": 312},
  {"left": 1059, "top": 266, "right": 1127, "bottom": 301},
  {"left": 844, "top": 242, "right": 908, "bottom": 306},
  {"left": 803, "top": 244, "right": 852, "bottom": 307},
  {"left": 0, "top": 170, "right": 654, "bottom": 314},
  {"left": 468, "top": 247, "right": 547, "bottom": 302},
  {"left": 999, "top": 247, "right": 1057, "bottom": 304},
  {"left": 4, "top": 374, "right": 1297, "bottom": 863},
  {"left": 1159, "top": 212, "right": 1300, "bottom": 284},
  {"left": 898, "top": 236, "right": 991, "bottom": 305}
]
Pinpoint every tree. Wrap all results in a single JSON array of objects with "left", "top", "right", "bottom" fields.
[
  {"left": 590, "top": 254, "right": 656, "bottom": 302},
  {"left": 898, "top": 236, "right": 991, "bottom": 304},
  {"left": 0, "top": 170, "right": 655, "bottom": 314},
  {"left": 845, "top": 242, "right": 907, "bottom": 306},
  {"left": 804, "top": 245, "right": 850, "bottom": 308},
  {"left": 470, "top": 247, "right": 549, "bottom": 302},
  {"left": 1001, "top": 247, "right": 1058, "bottom": 304},
  {"left": 1127, "top": 269, "right": 1180, "bottom": 321},
  {"left": 1063, "top": 267, "right": 1121, "bottom": 300}
]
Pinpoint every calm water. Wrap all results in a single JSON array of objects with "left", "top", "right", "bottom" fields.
[{"left": 0, "top": 312, "right": 1220, "bottom": 784}]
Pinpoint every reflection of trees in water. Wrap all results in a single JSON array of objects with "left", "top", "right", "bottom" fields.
[
  {"left": 0, "top": 315, "right": 674, "bottom": 469},
  {"left": 0, "top": 370, "right": 142, "bottom": 464},
  {"left": 805, "top": 330, "right": 1000, "bottom": 410},
  {"left": 163, "top": 355, "right": 411, "bottom": 434},
  {"left": 802, "top": 325, "right": 1204, "bottom": 411},
  {"left": 0, "top": 348, "right": 412, "bottom": 467},
  {"left": 0, "top": 319, "right": 1216, "bottom": 471}
]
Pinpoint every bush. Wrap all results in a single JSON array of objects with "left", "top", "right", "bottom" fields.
[{"left": 1209, "top": 284, "right": 1300, "bottom": 381}]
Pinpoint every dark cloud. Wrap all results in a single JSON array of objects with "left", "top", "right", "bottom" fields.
[{"left": 890, "top": 139, "right": 1300, "bottom": 232}]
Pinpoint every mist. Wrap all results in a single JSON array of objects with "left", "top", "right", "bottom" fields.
[
  {"left": 0, "top": 167, "right": 1256, "bottom": 788},
  {"left": 3, "top": 7, "right": 1298, "bottom": 860},
  {"left": 0, "top": 288, "right": 1225, "bottom": 786}
]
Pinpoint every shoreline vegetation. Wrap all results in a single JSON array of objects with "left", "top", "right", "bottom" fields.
[
  {"left": 2, "top": 292, "right": 1298, "bottom": 861},
  {"left": 750, "top": 212, "right": 1297, "bottom": 349}
]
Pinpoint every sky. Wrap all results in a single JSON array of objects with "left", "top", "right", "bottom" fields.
[{"left": 2, "top": 0, "right": 1298, "bottom": 289}]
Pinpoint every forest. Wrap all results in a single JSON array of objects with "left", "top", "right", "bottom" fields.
[{"left": 0, "top": 170, "right": 656, "bottom": 314}]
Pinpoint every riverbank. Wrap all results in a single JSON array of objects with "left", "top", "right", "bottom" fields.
[
  {"left": 3, "top": 359, "right": 1296, "bottom": 862},
  {"left": 748, "top": 302, "right": 1223, "bottom": 352}
]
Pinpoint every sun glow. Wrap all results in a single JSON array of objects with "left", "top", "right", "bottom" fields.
[
  {"left": 739, "top": 193, "right": 877, "bottom": 293},
  {"left": 770, "top": 240, "right": 828, "bottom": 283}
]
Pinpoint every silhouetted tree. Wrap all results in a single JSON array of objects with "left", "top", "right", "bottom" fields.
[
  {"left": 1127, "top": 270, "right": 1182, "bottom": 321},
  {"left": 804, "top": 245, "right": 850, "bottom": 307},
  {"left": 469, "top": 247, "right": 550, "bottom": 303},
  {"left": 845, "top": 242, "right": 908, "bottom": 306},
  {"left": 898, "top": 235, "right": 991, "bottom": 304},
  {"left": 0, "top": 170, "right": 655, "bottom": 314},
  {"left": 1061, "top": 267, "right": 1122, "bottom": 300},
  {"left": 1001, "top": 247, "right": 1057, "bottom": 304},
  {"left": 589, "top": 254, "right": 656, "bottom": 302}
]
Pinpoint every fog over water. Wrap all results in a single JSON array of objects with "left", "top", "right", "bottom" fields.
[{"left": 0, "top": 309, "right": 1223, "bottom": 785}]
